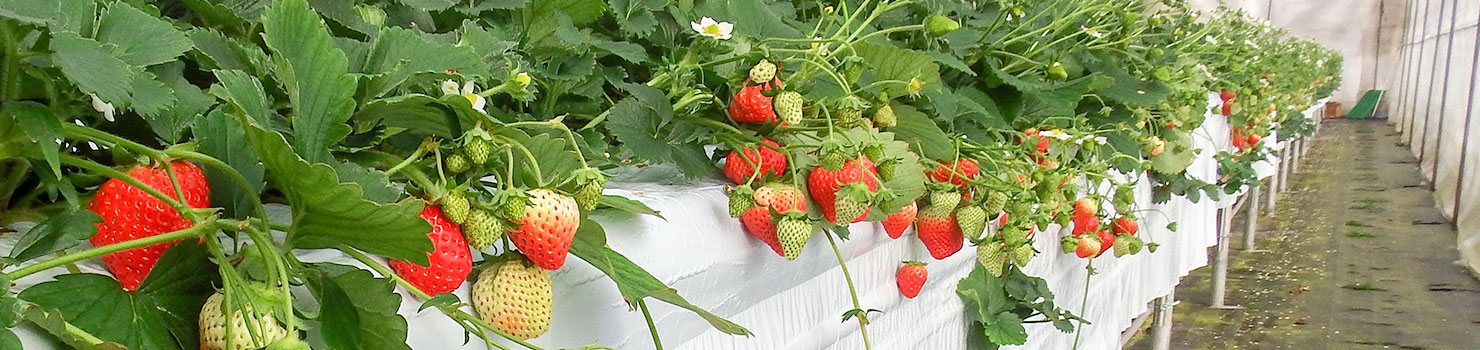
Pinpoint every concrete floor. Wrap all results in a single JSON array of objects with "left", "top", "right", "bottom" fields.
[{"left": 1127, "top": 119, "right": 1480, "bottom": 349}]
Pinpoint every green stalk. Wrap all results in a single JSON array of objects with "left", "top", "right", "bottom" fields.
[
  {"left": 62, "top": 124, "right": 168, "bottom": 159},
  {"left": 7, "top": 220, "right": 217, "bottom": 279},
  {"left": 58, "top": 154, "right": 190, "bottom": 214},
  {"left": 385, "top": 139, "right": 434, "bottom": 176},
  {"left": 1, "top": 19, "right": 21, "bottom": 102},
  {"left": 637, "top": 298, "right": 664, "bottom": 350},
  {"left": 823, "top": 231, "right": 871, "bottom": 350}
]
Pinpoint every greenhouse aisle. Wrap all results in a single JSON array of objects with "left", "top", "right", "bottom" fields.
[{"left": 1129, "top": 119, "right": 1480, "bottom": 349}]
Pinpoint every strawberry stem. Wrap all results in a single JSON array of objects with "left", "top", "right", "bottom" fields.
[
  {"left": 823, "top": 231, "right": 872, "bottom": 350},
  {"left": 56, "top": 154, "right": 190, "bottom": 216},
  {"left": 385, "top": 138, "right": 434, "bottom": 176},
  {"left": 6, "top": 218, "right": 217, "bottom": 279},
  {"left": 637, "top": 298, "right": 664, "bottom": 349}
]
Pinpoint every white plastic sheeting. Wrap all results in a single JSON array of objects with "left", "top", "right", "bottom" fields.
[
  {"left": 4, "top": 100, "right": 1321, "bottom": 349},
  {"left": 1388, "top": 0, "right": 1480, "bottom": 278}
]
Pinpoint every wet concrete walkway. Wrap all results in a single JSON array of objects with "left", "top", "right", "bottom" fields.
[{"left": 1128, "top": 119, "right": 1480, "bottom": 349}]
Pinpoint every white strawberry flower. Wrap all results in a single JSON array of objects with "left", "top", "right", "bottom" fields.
[
  {"left": 90, "top": 94, "right": 115, "bottom": 122},
  {"left": 691, "top": 17, "right": 733, "bottom": 40},
  {"left": 441, "top": 80, "right": 486, "bottom": 114},
  {"left": 1040, "top": 129, "right": 1072, "bottom": 140},
  {"left": 812, "top": 36, "right": 830, "bottom": 56}
]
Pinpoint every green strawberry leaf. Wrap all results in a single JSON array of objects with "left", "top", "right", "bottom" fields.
[
  {"left": 6, "top": 102, "right": 62, "bottom": 180},
  {"left": 20, "top": 302, "right": 128, "bottom": 350},
  {"left": 362, "top": 26, "right": 491, "bottom": 96},
  {"left": 149, "top": 62, "right": 212, "bottom": 143},
  {"left": 569, "top": 219, "right": 751, "bottom": 336},
  {"left": 94, "top": 2, "right": 193, "bottom": 67},
  {"left": 852, "top": 42, "right": 941, "bottom": 97},
  {"left": 1148, "top": 130, "right": 1195, "bottom": 174},
  {"left": 7, "top": 207, "right": 100, "bottom": 263},
  {"left": 352, "top": 94, "right": 464, "bottom": 139},
  {"left": 49, "top": 32, "right": 141, "bottom": 111},
  {"left": 595, "top": 195, "right": 663, "bottom": 219},
  {"left": 306, "top": 263, "right": 412, "bottom": 350},
  {"left": 0, "top": 329, "right": 18, "bottom": 349},
  {"left": 210, "top": 70, "right": 278, "bottom": 127},
  {"left": 887, "top": 104, "right": 955, "bottom": 161},
  {"left": 192, "top": 108, "right": 266, "bottom": 219},
  {"left": 606, "top": 0, "right": 664, "bottom": 36},
  {"left": 18, "top": 240, "right": 219, "bottom": 350},
  {"left": 0, "top": 0, "right": 58, "bottom": 24},
  {"left": 242, "top": 123, "right": 433, "bottom": 264},
  {"left": 262, "top": 0, "right": 357, "bottom": 164}
]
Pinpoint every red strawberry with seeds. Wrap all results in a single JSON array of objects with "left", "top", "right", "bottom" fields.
[
  {"left": 882, "top": 201, "right": 918, "bottom": 239},
  {"left": 390, "top": 205, "right": 474, "bottom": 296},
  {"left": 1071, "top": 214, "right": 1099, "bottom": 237},
  {"left": 1096, "top": 229, "right": 1116, "bottom": 257},
  {"left": 1220, "top": 90, "right": 1236, "bottom": 101},
  {"left": 1073, "top": 198, "right": 1098, "bottom": 216},
  {"left": 723, "top": 139, "right": 787, "bottom": 184},
  {"left": 927, "top": 158, "right": 980, "bottom": 189},
  {"left": 728, "top": 80, "right": 778, "bottom": 124},
  {"left": 1075, "top": 235, "right": 1101, "bottom": 258},
  {"left": 1113, "top": 217, "right": 1139, "bottom": 236},
  {"left": 87, "top": 161, "right": 211, "bottom": 291},
  {"left": 808, "top": 156, "right": 879, "bottom": 224},
  {"left": 739, "top": 183, "right": 806, "bottom": 257},
  {"left": 916, "top": 212, "right": 964, "bottom": 259},
  {"left": 509, "top": 189, "right": 580, "bottom": 270},
  {"left": 896, "top": 262, "right": 928, "bottom": 298}
]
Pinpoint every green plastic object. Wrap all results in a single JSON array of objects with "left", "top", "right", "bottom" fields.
[{"left": 1346, "top": 90, "right": 1384, "bottom": 119}]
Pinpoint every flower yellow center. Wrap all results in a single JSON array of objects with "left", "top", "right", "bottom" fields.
[
  {"left": 462, "top": 92, "right": 479, "bottom": 104},
  {"left": 703, "top": 24, "right": 723, "bottom": 36}
]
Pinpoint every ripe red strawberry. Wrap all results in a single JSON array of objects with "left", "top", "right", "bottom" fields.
[
  {"left": 916, "top": 213, "right": 964, "bottom": 259},
  {"left": 882, "top": 201, "right": 917, "bottom": 238},
  {"left": 1070, "top": 214, "right": 1098, "bottom": 237},
  {"left": 808, "top": 156, "right": 879, "bottom": 224},
  {"left": 472, "top": 257, "right": 553, "bottom": 340},
  {"left": 927, "top": 158, "right": 979, "bottom": 188},
  {"left": 1221, "top": 102, "right": 1233, "bottom": 116},
  {"left": 728, "top": 80, "right": 778, "bottom": 124},
  {"left": 1113, "top": 217, "right": 1139, "bottom": 236},
  {"left": 1073, "top": 198, "right": 1098, "bottom": 216},
  {"left": 1075, "top": 235, "right": 1101, "bottom": 258},
  {"left": 723, "top": 139, "right": 787, "bottom": 184},
  {"left": 510, "top": 189, "right": 580, "bottom": 270},
  {"left": 896, "top": 262, "right": 928, "bottom": 298},
  {"left": 739, "top": 183, "right": 806, "bottom": 257},
  {"left": 1096, "top": 229, "right": 1116, "bottom": 257},
  {"left": 1220, "top": 90, "right": 1236, "bottom": 101},
  {"left": 87, "top": 161, "right": 210, "bottom": 291},
  {"left": 390, "top": 205, "right": 473, "bottom": 296},
  {"left": 1247, "top": 134, "right": 1261, "bottom": 145}
]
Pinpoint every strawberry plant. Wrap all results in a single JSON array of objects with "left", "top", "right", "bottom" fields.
[{"left": 0, "top": 0, "right": 1341, "bottom": 349}]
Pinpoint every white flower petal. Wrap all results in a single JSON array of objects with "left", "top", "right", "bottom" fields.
[
  {"left": 90, "top": 94, "right": 115, "bottom": 122},
  {"left": 461, "top": 81, "right": 477, "bottom": 95},
  {"left": 470, "top": 94, "right": 487, "bottom": 114},
  {"left": 692, "top": 21, "right": 705, "bottom": 33},
  {"left": 441, "top": 80, "right": 461, "bottom": 95}
]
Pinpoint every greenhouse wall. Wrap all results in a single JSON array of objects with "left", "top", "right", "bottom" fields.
[{"left": 1388, "top": 0, "right": 1480, "bottom": 276}]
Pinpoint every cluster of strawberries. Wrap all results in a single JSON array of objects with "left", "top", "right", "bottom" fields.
[{"left": 1060, "top": 198, "right": 1144, "bottom": 259}]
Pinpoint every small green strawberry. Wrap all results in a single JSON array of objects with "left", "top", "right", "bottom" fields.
[
  {"left": 446, "top": 154, "right": 471, "bottom": 173},
  {"left": 983, "top": 192, "right": 1008, "bottom": 216},
  {"left": 924, "top": 15, "right": 960, "bottom": 37},
  {"left": 463, "top": 129, "right": 494, "bottom": 165},
  {"left": 443, "top": 192, "right": 472, "bottom": 224},
  {"left": 1001, "top": 226, "right": 1028, "bottom": 245},
  {"left": 1012, "top": 243, "right": 1035, "bottom": 266},
  {"left": 1046, "top": 62, "right": 1068, "bottom": 80},
  {"left": 728, "top": 186, "right": 755, "bottom": 218},
  {"left": 835, "top": 108, "right": 865, "bottom": 129},
  {"left": 774, "top": 91, "right": 805, "bottom": 124},
  {"left": 976, "top": 241, "right": 1007, "bottom": 277},
  {"left": 818, "top": 141, "right": 852, "bottom": 171},
  {"left": 861, "top": 143, "right": 885, "bottom": 163},
  {"left": 1113, "top": 235, "right": 1132, "bottom": 257},
  {"left": 749, "top": 60, "right": 778, "bottom": 83},
  {"left": 832, "top": 183, "right": 873, "bottom": 224},
  {"left": 876, "top": 158, "right": 899, "bottom": 181},
  {"left": 955, "top": 205, "right": 988, "bottom": 240},
  {"left": 776, "top": 214, "right": 813, "bottom": 260},
  {"left": 465, "top": 209, "right": 506, "bottom": 250},
  {"left": 1006, "top": 201, "right": 1033, "bottom": 216},
  {"left": 571, "top": 168, "right": 607, "bottom": 211},
  {"left": 872, "top": 104, "right": 896, "bottom": 129},
  {"left": 495, "top": 190, "right": 528, "bottom": 221}
]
